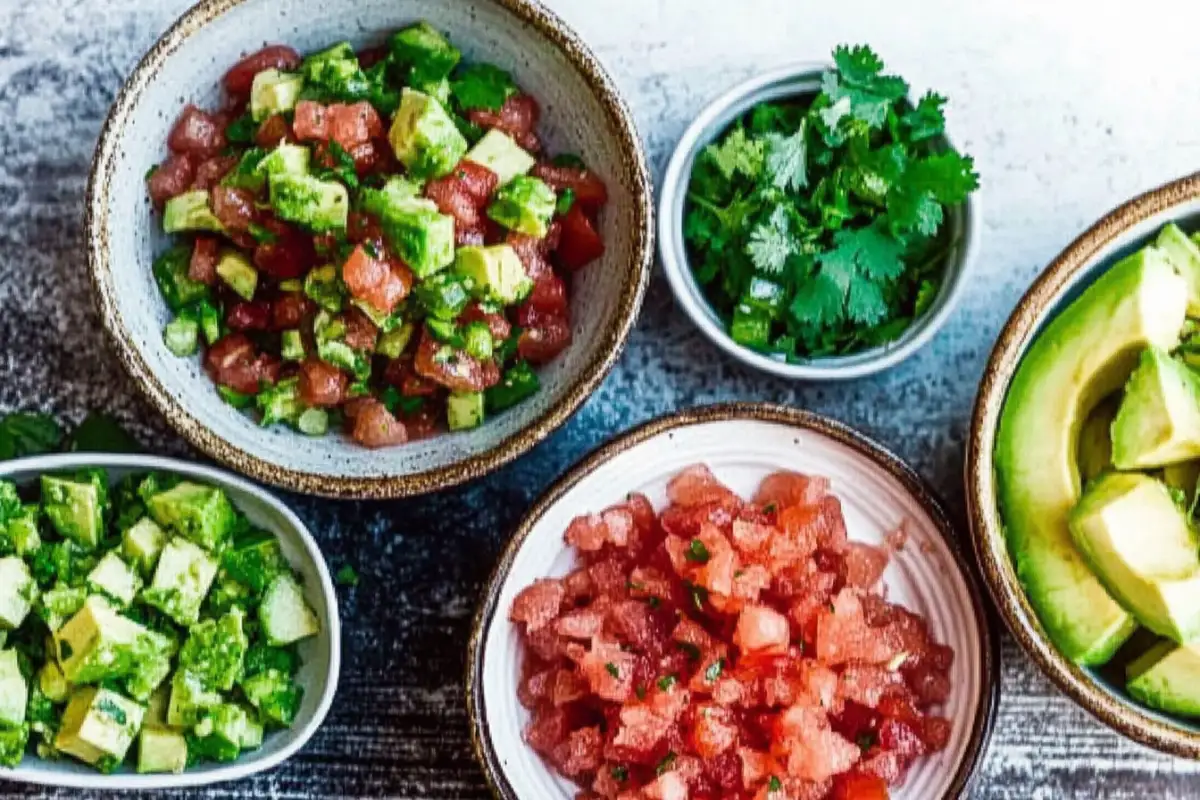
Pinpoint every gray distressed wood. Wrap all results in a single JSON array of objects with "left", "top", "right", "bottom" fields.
[{"left": 2, "top": 0, "right": 1200, "bottom": 796}]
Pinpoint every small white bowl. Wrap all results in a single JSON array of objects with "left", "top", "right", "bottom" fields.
[
  {"left": 658, "top": 64, "right": 981, "bottom": 381},
  {"left": 0, "top": 453, "right": 341, "bottom": 790},
  {"left": 467, "top": 404, "right": 997, "bottom": 799}
]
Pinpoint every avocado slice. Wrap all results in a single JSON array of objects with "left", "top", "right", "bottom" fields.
[
  {"left": 455, "top": 244, "right": 532, "bottom": 306},
  {"left": 1070, "top": 472, "right": 1200, "bottom": 642},
  {"left": 1077, "top": 396, "right": 1119, "bottom": 484},
  {"left": 388, "top": 88, "right": 468, "bottom": 180},
  {"left": 1157, "top": 223, "right": 1200, "bottom": 315},
  {"left": 487, "top": 175, "right": 557, "bottom": 238},
  {"left": 996, "top": 246, "right": 1188, "bottom": 665},
  {"left": 163, "top": 190, "right": 224, "bottom": 234},
  {"left": 1127, "top": 640, "right": 1200, "bottom": 717},
  {"left": 1111, "top": 347, "right": 1200, "bottom": 469},
  {"left": 465, "top": 129, "right": 535, "bottom": 185},
  {"left": 216, "top": 250, "right": 258, "bottom": 301}
]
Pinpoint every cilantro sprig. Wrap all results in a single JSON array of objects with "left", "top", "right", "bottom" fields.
[{"left": 683, "top": 44, "right": 978, "bottom": 360}]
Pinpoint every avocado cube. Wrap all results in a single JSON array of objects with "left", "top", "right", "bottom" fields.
[
  {"left": 379, "top": 199, "right": 456, "bottom": 279},
  {"left": 166, "top": 670, "right": 222, "bottom": 728},
  {"left": 142, "top": 537, "right": 219, "bottom": 627},
  {"left": 0, "top": 724, "right": 27, "bottom": 767},
  {"left": 163, "top": 190, "right": 224, "bottom": 234},
  {"left": 122, "top": 517, "right": 166, "bottom": 577},
  {"left": 300, "top": 41, "right": 359, "bottom": 88},
  {"left": 447, "top": 392, "right": 485, "bottom": 432},
  {"left": 5, "top": 505, "right": 41, "bottom": 557},
  {"left": 259, "top": 573, "right": 320, "bottom": 647},
  {"left": 222, "top": 531, "right": 286, "bottom": 594},
  {"left": 0, "top": 558, "right": 37, "bottom": 630},
  {"left": 123, "top": 635, "right": 174, "bottom": 703},
  {"left": 178, "top": 608, "right": 248, "bottom": 693},
  {"left": 137, "top": 726, "right": 187, "bottom": 774},
  {"left": 257, "top": 143, "right": 311, "bottom": 179},
  {"left": 388, "top": 88, "right": 468, "bottom": 180},
  {"left": 390, "top": 22, "right": 461, "bottom": 81},
  {"left": 304, "top": 264, "right": 347, "bottom": 313},
  {"left": 359, "top": 176, "right": 424, "bottom": 218},
  {"left": 250, "top": 69, "right": 305, "bottom": 121},
  {"left": 454, "top": 244, "right": 532, "bottom": 305},
  {"left": 221, "top": 148, "right": 269, "bottom": 193},
  {"left": 153, "top": 245, "right": 212, "bottom": 312},
  {"left": 215, "top": 249, "right": 259, "bottom": 302},
  {"left": 269, "top": 172, "right": 349, "bottom": 233},
  {"left": 163, "top": 314, "right": 199, "bottom": 357},
  {"left": 240, "top": 668, "right": 303, "bottom": 728},
  {"left": 41, "top": 472, "right": 107, "bottom": 550},
  {"left": 296, "top": 408, "right": 329, "bottom": 436},
  {"left": 487, "top": 176, "right": 556, "bottom": 238},
  {"left": 462, "top": 321, "right": 494, "bottom": 360},
  {"left": 280, "top": 329, "right": 306, "bottom": 362},
  {"left": 465, "top": 129, "right": 535, "bottom": 186},
  {"left": 37, "top": 661, "right": 69, "bottom": 704},
  {"left": 1111, "top": 347, "right": 1200, "bottom": 469},
  {"left": 414, "top": 272, "right": 471, "bottom": 321},
  {"left": 36, "top": 583, "right": 87, "bottom": 633},
  {"left": 145, "top": 482, "right": 236, "bottom": 553},
  {"left": 55, "top": 687, "right": 144, "bottom": 767},
  {"left": 206, "top": 570, "right": 254, "bottom": 615},
  {"left": 256, "top": 378, "right": 304, "bottom": 428},
  {"left": 55, "top": 596, "right": 156, "bottom": 684},
  {"left": 191, "top": 703, "right": 263, "bottom": 762},
  {"left": 86, "top": 553, "right": 142, "bottom": 608},
  {"left": 143, "top": 686, "right": 169, "bottom": 729},
  {"left": 0, "top": 650, "right": 28, "bottom": 729},
  {"left": 485, "top": 362, "right": 541, "bottom": 414},
  {"left": 376, "top": 322, "right": 415, "bottom": 359}
]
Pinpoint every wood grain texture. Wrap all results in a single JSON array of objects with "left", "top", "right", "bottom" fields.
[{"left": 2, "top": 0, "right": 1200, "bottom": 795}]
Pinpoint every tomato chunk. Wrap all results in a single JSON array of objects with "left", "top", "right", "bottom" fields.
[
  {"left": 467, "top": 94, "right": 541, "bottom": 152},
  {"left": 147, "top": 154, "right": 195, "bottom": 206},
  {"left": 223, "top": 45, "right": 302, "bottom": 96},
  {"left": 188, "top": 237, "right": 219, "bottom": 285},
  {"left": 168, "top": 105, "right": 226, "bottom": 157},
  {"left": 532, "top": 163, "right": 609, "bottom": 211},
  {"left": 556, "top": 205, "right": 605, "bottom": 270},
  {"left": 350, "top": 399, "right": 409, "bottom": 448},
  {"left": 297, "top": 359, "right": 348, "bottom": 408},
  {"left": 413, "top": 329, "right": 501, "bottom": 393}
]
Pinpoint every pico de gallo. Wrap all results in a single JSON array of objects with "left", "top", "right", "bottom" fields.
[
  {"left": 509, "top": 465, "right": 955, "bottom": 800},
  {"left": 145, "top": 23, "right": 608, "bottom": 447}
]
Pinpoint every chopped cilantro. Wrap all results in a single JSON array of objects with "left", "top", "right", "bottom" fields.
[
  {"left": 314, "top": 141, "right": 360, "bottom": 190},
  {"left": 677, "top": 642, "right": 701, "bottom": 661},
  {"left": 685, "top": 539, "right": 711, "bottom": 564},
  {"left": 451, "top": 63, "right": 518, "bottom": 111},
  {"left": 685, "top": 581, "right": 708, "bottom": 612},
  {"left": 611, "top": 765, "right": 628, "bottom": 782},
  {"left": 769, "top": 775, "right": 783, "bottom": 792},
  {"left": 635, "top": 684, "right": 646, "bottom": 700},
  {"left": 657, "top": 674, "right": 677, "bottom": 691},
  {"left": 551, "top": 153, "right": 587, "bottom": 169},
  {"left": 247, "top": 222, "right": 278, "bottom": 245},
  {"left": 646, "top": 596, "right": 661, "bottom": 610},
  {"left": 656, "top": 751, "right": 677, "bottom": 776},
  {"left": 856, "top": 730, "right": 878, "bottom": 751},
  {"left": 0, "top": 412, "right": 63, "bottom": 460},
  {"left": 335, "top": 565, "right": 360, "bottom": 587},
  {"left": 556, "top": 188, "right": 576, "bottom": 216},
  {"left": 225, "top": 112, "right": 258, "bottom": 144},
  {"left": 604, "top": 662, "right": 620, "bottom": 679}
]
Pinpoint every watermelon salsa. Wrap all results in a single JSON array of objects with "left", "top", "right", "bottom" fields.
[
  {"left": 509, "top": 465, "right": 955, "bottom": 800},
  {"left": 145, "top": 23, "right": 608, "bottom": 448}
]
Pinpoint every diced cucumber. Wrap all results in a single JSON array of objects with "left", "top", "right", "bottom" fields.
[
  {"left": 296, "top": 408, "right": 328, "bottom": 436},
  {"left": 485, "top": 362, "right": 541, "bottom": 413},
  {"left": 152, "top": 246, "right": 211, "bottom": 312},
  {"left": 281, "top": 330, "right": 306, "bottom": 362},
  {"left": 447, "top": 392, "right": 485, "bottom": 431},
  {"left": 163, "top": 316, "right": 199, "bottom": 357},
  {"left": 216, "top": 251, "right": 258, "bottom": 301},
  {"left": 376, "top": 323, "right": 415, "bottom": 359},
  {"left": 730, "top": 304, "right": 770, "bottom": 349},
  {"left": 462, "top": 321, "right": 494, "bottom": 360}
]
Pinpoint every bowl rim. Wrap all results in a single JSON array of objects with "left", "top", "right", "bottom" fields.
[
  {"left": 466, "top": 401, "right": 1000, "bottom": 799},
  {"left": 966, "top": 171, "right": 1200, "bottom": 757},
  {"left": 657, "top": 62, "right": 981, "bottom": 381},
  {"left": 84, "top": 0, "right": 655, "bottom": 500},
  {"left": 0, "top": 452, "right": 341, "bottom": 789}
]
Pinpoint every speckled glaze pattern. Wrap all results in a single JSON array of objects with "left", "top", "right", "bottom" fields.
[
  {"left": 86, "top": 0, "right": 653, "bottom": 499},
  {"left": 967, "top": 173, "right": 1200, "bottom": 758}
]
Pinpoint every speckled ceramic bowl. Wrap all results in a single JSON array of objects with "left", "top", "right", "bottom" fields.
[
  {"left": 468, "top": 403, "right": 998, "bottom": 798},
  {"left": 967, "top": 173, "right": 1200, "bottom": 757},
  {"left": 658, "top": 64, "right": 980, "bottom": 381},
  {"left": 86, "top": 0, "right": 653, "bottom": 499},
  {"left": 0, "top": 453, "right": 339, "bottom": 789}
]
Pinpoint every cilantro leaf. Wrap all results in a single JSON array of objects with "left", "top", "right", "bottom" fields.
[
  {"left": 902, "top": 92, "right": 947, "bottom": 141},
  {"left": 763, "top": 120, "right": 807, "bottom": 192},
  {"left": 822, "top": 44, "right": 908, "bottom": 128},
  {"left": 0, "top": 413, "right": 63, "bottom": 460},
  {"left": 905, "top": 151, "right": 980, "bottom": 205},
  {"left": 790, "top": 270, "right": 845, "bottom": 330},
  {"left": 703, "top": 125, "right": 764, "bottom": 182},
  {"left": 69, "top": 413, "right": 141, "bottom": 453},
  {"left": 451, "top": 63, "right": 517, "bottom": 111},
  {"left": 746, "top": 207, "right": 793, "bottom": 274}
]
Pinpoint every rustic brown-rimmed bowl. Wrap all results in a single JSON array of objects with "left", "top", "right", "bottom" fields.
[
  {"left": 468, "top": 403, "right": 999, "bottom": 798},
  {"left": 86, "top": 0, "right": 653, "bottom": 499},
  {"left": 967, "top": 172, "right": 1200, "bottom": 756}
]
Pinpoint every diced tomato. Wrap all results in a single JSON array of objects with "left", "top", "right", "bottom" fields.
[
  {"left": 734, "top": 605, "right": 791, "bottom": 656},
  {"left": 467, "top": 94, "right": 542, "bottom": 152},
  {"left": 297, "top": 359, "right": 349, "bottom": 408},
  {"left": 253, "top": 218, "right": 316, "bottom": 280},
  {"left": 348, "top": 140, "right": 390, "bottom": 176},
  {"left": 830, "top": 773, "right": 890, "bottom": 800},
  {"left": 329, "top": 102, "right": 385, "bottom": 149},
  {"left": 271, "top": 294, "right": 314, "bottom": 331},
  {"left": 507, "top": 231, "right": 553, "bottom": 280},
  {"left": 168, "top": 105, "right": 226, "bottom": 157},
  {"left": 517, "top": 317, "right": 572, "bottom": 364},
  {"left": 532, "top": 163, "right": 609, "bottom": 211},
  {"left": 204, "top": 334, "right": 278, "bottom": 394},
  {"left": 844, "top": 543, "right": 889, "bottom": 590},
  {"left": 147, "top": 153, "right": 195, "bottom": 206},
  {"left": 293, "top": 101, "right": 331, "bottom": 142},
  {"left": 556, "top": 204, "right": 606, "bottom": 270},
  {"left": 192, "top": 155, "right": 238, "bottom": 191},
  {"left": 343, "top": 306, "right": 379, "bottom": 352},
  {"left": 413, "top": 328, "right": 501, "bottom": 392},
  {"left": 384, "top": 359, "right": 439, "bottom": 397},
  {"left": 350, "top": 399, "right": 409, "bottom": 448},
  {"left": 755, "top": 472, "right": 831, "bottom": 512},
  {"left": 341, "top": 244, "right": 410, "bottom": 314},
  {"left": 188, "top": 237, "right": 219, "bottom": 285},
  {"left": 511, "top": 578, "right": 566, "bottom": 633},
  {"left": 455, "top": 160, "right": 501, "bottom": 203},
  {"left": 459, "top": 302, "right": 512, "bottom": 341},
  {"left": 667, "top": 465, "right": 739, "bottom": 508},
  {"left": 223, "top": 45, "right": 302, "bottom": 97},
  {"left": 519, "top": 273, "right": 569, "bottom": 321},
  {"left": 255, "top": 113, "right": 293, "bottom": 148},
  {"left": 426, "top": 176, "right": 485, "bottom": 236},
  {"left": 549, "top": 726, "right": 603, "bottom": 778},
  {"left": 226, "top": 300, "right": 272, "bottom": 331},
  {"left": 211, "top": 185, "right": 258, "bottom": 232},
  {"left": 691, "top": 704, "right": 740, "bottom": 759}
]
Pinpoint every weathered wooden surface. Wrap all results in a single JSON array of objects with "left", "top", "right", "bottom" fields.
[{"left": 2, "top": 0, "right": 1200, "bottom": 795}]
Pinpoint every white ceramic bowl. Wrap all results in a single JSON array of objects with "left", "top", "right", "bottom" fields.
[
  {"left": 0, "top": 453, "right": 340, "bottom": 789},
  {"left": 86, "top": 0, "right": 653, "bottom": 499},
  {"left": 658, "top": 63, "right": 980, "bottom": 381},
  {"left": 467, "top": 404, "right": 997, "bottom": 799}
]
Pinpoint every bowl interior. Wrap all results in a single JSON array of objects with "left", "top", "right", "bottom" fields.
[
  {"left": 976, "top": 193, "right": 1200, "bottom": 742},
  {"left": 0, "top": 454, "right": 339, "bottom": 789},
  {"left": 472, "top": 411, "right": 995, "bottom": 799},
  {"left": 658, "top": 66, "right": 976, "bottom": 380},
  {"left": 90, "top": 0, "right": 648, "bottom": 494}
]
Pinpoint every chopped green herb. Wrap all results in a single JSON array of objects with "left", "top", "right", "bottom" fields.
[
  {"left": 685, "top": 539, "right": 711, "bottom": 564},
  {"left": 225, "top": 112, "right": 258, "bottom": 144},
  {"left": 646, "top": 596, "right": 661, "bottom": 610},
  {"left": 604, "top": 662, "right": 620, "bottom": 679},
  {"left": 677, "top": 642, "right": 701, "bottom": 661},
  {"left": 657, "top": 674, "right": 678, "bottom": 691},
  {"left": 248, "top": 222, "right": 279, "bottom": 245},
  {"left": 611, "top": 765, "right": 628, "bottom": 782},
  {"left": 856, "top": 731, "right": 878, "bottom": 751},
  {"left": 656, "top": 751, "right": 677, "bottom": 776},
  {"left": 556, "top": 188, "right": 576, "bottom": 216},
  {"left": 769, "top": 775, "right": 783, "bottom": 792},
  {"left": 635, "top": 684, "right": 646, "bottom": 700},
  {"left": 0, "top": 412, "right": 63, "bottom": 460},
  {"left": 451, "top": 63, "right": 518, "bottom": 111},
  {"left": 335, "top": 565, "right": 360, "bottom": 587}
]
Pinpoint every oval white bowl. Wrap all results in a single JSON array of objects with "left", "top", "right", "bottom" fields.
[
  {"left": 468, "top": 404, "right": 997, "bottom": 799},
  {"left": 0, "top": 453, "right": 341, "bottom": 790}
]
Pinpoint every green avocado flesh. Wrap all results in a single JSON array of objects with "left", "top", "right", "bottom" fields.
[
  {"left": 1127, "top": 641, "right": 1200, "bottom": 717},
  {"left": 1111, "top": 347, "right": 1200, "bottom": 469},
  {"left": 996, "top": 247, "right": 1188, "bottom": 665}
]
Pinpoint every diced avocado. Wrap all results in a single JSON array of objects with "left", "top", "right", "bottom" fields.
[
  {"left": 1157, "top": 223, "right": 1200, "bottom": 316},
  {"left": 465, "top": 129, "right": 535, "bottom": 186},
  {"left": 1077, "top": 397, "right": 1119, "bottom": 485},
  {"left": 42, "top": 472, "right": 106, "bottom": 550},
  {"left": 300, "top": 41, "right": 359, "bottom": 87},
  {"left": 730, "top": 303, "right": 771, "bottom": 349},
  {"left": 250, "top": 69, "right": 304, "bottom": 122},
  {"left": 153, "top": 245, "right": 212, "bottom": 312},
  {"left": 55, "top": 687, "right": 144, "bottom": 767},
  {"left": 0, "top": 650, "right": 27, "bottom": 729},
  {"left": 163, "top": 315, "right": 199, "bottom": 357},
  {"left": 144, "top": 686, "right": 169, "bottom": 729},
  {"left": 359, "top": 176, "right": 424, "bottom": 218},
  {"left": 462, "top": 321, "right": 494, "bottom": 360},
  {"left": 1111, "top": 347, "right": 1200, "bottom": 469},
  {"left": 447, "top": 392, "right": 485, "bottom": 432},
  {"left": 122, "top": 517, "right": 166, "bottom": 577},
  {"left": 485, "top": 361, "right": 541, "bottom": 413},
  {"left": 145, "top": 482, "right": 236, "bottom": 553},
  {"left": 317, "top": 340, "right": 370, "bottom": 380},
  {"left": 379, "top": 199, "right": 456, "bottom": 279},
  {"left": 454, "top": 244, "right": 532, "bottom": 305},
  {"left": 87, "top": 552, "right": 142, "bottom": 608},
  {"left": 256, "top": 378, "right": 304, "bottom": 428},
  {"left": 1127, "top": 641, "right": 1200, "bottom": 717},
  {"left": 241, "top": 668, "right": 303, "bottom": 728},
  {"left": 55, "top": 596, "right": 157, "bottom": 684},
  {"left": 1164, "top": 460, "right": 1200, "bottom": 511},
  {"left": 190, "top": 703, "right": 263, "bottom": 762},
  {"left": 163, "top": 190, "right": 224, "bottom": 234},
  {"left": 197, "top": 299, "right": 222, "bottom": 345},
  {"left": 218, "top": 386, "right": 254, "bottom": 408},
  {"left": 257, "top": 143, "right": 311, "bottom": 179},
  {"left": 996, "top": 246, "right": 1187, "bottom": 665},
  {"left": 304, "top": 264, "right": 347, "bottom": 312},
  {"left": 221, "top": 148, "right": 269, "bottom": 192},
  {"left": 165, "top": 670, "right": 222, "bottom": 729},
  {"left": 222, "top": 531, "right": 286, "bottom": 595},
  {"left": 0, "top": 724, "right": 27, "bottom": 767},
  {"left": 387, "top": 88, "right": 468, "bottom": 180},
  {"left": 4, "top": 504, "right": 41, "bottom": 557},
  {"left": 206, "top": 570, "right": 254, "bottom": 615},
  {"left": 137, "top": 726, "right": 187, "bottom": 774},
  {"left": 377, "top": 322, "right": 415, "bottom": 359},
  {"left": 296, "top": 408, "right": 329, "bottom": 436},
  {"left": 37, "top": 661, "right": 68, "bottom": 705},
  {"left": 259, "top": 573, "right": 320, "bottom": 647},
  {"left": 142, "top": 537, "right": 219, "bottom": 627},
  {"left": 414, "top": 272, "right": 472, "bottom": 321},
  {"left": 36, "top": 583, "right": 87, "bottom": 633},
  {"left": 390, "top": 22, "right": 461, "bottom": 81},
  {"left": 269, "top": 172, "right": 349, "bottom": 232},
  {"left": 281, "top": 329, "right": 306, "bottom": 362},
  {"left": 487, "top": 176, "right": 556, "bottom": 238},
  {"left": 178, "top": 608, "right": 248, "bottom": 693},
  {"left": 123, "top": 631, "right": 174, "bottom": 702},
  {"left": 351, "top": 298, "right": 403, "bottom": 333},
  {"left": 215, "top": 250, "right": 258, "bottom": 302},
  {"left": 1070, "top": 473, "right": 1200, "bottom": 643},
  {"left": 0, "top": 558, "right": 36, "bottom": 630}
]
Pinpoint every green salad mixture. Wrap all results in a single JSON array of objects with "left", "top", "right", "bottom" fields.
[
  {"left": 684, "top": 44, "right": 980, "bottom": 359},
  {"left": 0, "top": 468, "right": 319, "bottom": 774}
]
